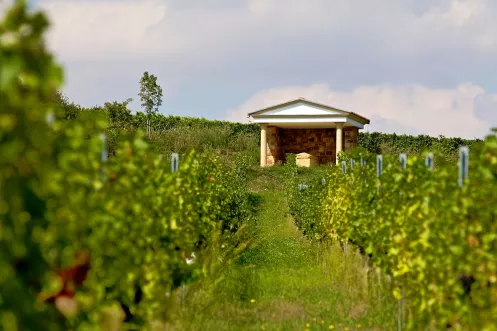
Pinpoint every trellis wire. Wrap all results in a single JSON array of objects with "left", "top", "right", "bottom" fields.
[
  {"left": 459, "top": 146, "right": 469, "bottom": 187},
  {"left": 361, "top": 149, "right": 470, "bottom": 185}
]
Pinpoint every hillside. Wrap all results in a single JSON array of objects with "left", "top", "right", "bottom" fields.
[
  {"left": 3, "top": 2, "right": 496, "bottom": 330},
  {"left": 52, "top": 92, "right": 480, "bottom": 164}
]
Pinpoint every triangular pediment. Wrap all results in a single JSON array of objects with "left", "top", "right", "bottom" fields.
[
  {"left": 263, "top": 102, "right": 345, "bottom": 116},
  {"left": 248, "top": 98, "right": 370, "bottom": 126},
  {"left": 249, "top": 99, "right": 349, "bottom": 117}
]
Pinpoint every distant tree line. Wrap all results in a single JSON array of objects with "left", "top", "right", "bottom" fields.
[{"left": 48, "top": 89, "right": 482, "bottom": 163}]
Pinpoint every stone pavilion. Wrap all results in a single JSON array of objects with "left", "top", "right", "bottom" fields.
[{"left": 248, "top": 98, "right": 370, "bottom": 166}]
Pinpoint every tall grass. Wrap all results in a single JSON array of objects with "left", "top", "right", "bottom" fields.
[
  {"left": 164, "top": 167, "right": 397, "bottom": 331},
  {"left": 147, "top": 126, "right": 260, "bottom": 165}
]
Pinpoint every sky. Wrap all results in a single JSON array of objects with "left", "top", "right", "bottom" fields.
[{"left": 3, "top": 0, "right": 497, "bottom": 138}]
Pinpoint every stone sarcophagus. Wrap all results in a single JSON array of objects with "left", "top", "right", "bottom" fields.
[{"left": 295, "top": 152, "right": 318, "bottom": 167}]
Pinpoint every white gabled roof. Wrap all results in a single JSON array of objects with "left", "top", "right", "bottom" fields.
[{"left": 247, "top": 98, "right": 370, "bottom": 129}]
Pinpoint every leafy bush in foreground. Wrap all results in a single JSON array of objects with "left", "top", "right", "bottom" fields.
[{"left": 0, "top": 2, "right": 255, "bottom": 330}]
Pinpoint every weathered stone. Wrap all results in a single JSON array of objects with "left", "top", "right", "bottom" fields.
[
  {"left": 296, "top": 153, "right": 318, "bottom": 167},
  {"left": 263, "top": 126, "right": 359, "bottom": 166}
]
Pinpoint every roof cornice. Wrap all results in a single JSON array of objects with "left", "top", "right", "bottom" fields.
[{"left": 248, "top": 98, "right": 370, "bottom": 124}]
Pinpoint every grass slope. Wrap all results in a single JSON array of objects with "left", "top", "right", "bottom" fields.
[{"left": 169, "top": 167, "right": 396, "bottom": 331}]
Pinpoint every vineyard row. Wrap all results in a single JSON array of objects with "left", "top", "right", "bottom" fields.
[{"left": 285, "top": 135, "right": 497, "bottom": 330}]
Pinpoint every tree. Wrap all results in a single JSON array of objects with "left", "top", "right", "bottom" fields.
[
  {"left": 49, "top": 90, "right": 81, "bottom": 120},
  {"left": 138, "top": 72, "right": 163, "bottom": 137},
  {"left": 104, "top": 98, "right": 134, "bottom": 130}
]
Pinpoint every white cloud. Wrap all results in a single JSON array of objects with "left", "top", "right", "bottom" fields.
[
  {"left": 474, "top": 93, "right": 497, "bottom": 124},
  {"left": 23, "top": 0, "right": 497, "bottom": 133},
  {"left": 38, "top": 0, "right": 176, "bottom": 61},
  {"left": 227, "top": 83, "right": 493, "bottom": 139},
  {"left": 36, "top": 0, "right": 497, "bottom": 62}
]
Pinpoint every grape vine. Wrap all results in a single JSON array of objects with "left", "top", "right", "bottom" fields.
[
  {"left": 0, "top": 2, "right": 255, "bottom": 330},
  {"left": 286, "top": 137, "right": 497, "bottom": 329}
]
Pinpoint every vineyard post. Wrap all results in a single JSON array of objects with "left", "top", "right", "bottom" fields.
[
  {"left": 425, "top": 153, "right": 434, "bottom": 171},
  {"left": 321, "top": 178, "right": 326, "bottom": 185},
  {"left": 350, "top": 159, "right": 355, "bottom": 181},
  {"left": 100, "top": 134, "right": 108, "bottom": 181},
  {"left": 170, "top": 152, "right": 184, "bottom": 304},
  {"left": 341, "top": 161, "right": 347, "bottom": 174},
  {"left": 46, "top": 112, "right": 55, "bottom": 125},
  {"left": 360, "top": 154, "right": 366, "bottom": 184},
  {"left": 376, "top": 155, "right": 383, "bottom": 177},
  {"left": 399, "top": 154, "right": 407, "bottom": 170},
  {"left": 171, "top": 153, "right": 179, "bottom": 172},
  {"left": 377, "top": 155, "right": 383, "bottom": 192},
  {"left": 459, "top": 146, "right": 469, "bottom": 187},
  {"left": 425, "top": 153, "right": 434, "bottom": 208}
]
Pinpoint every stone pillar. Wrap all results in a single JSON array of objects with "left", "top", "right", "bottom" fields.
[
  {"left": 336, "top": 123, "right": 343, "bottom": 165},
  {"left": 260, "top": 124, "right": 267, "bottom": 167}
]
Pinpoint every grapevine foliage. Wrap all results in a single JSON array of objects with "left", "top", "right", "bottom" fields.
[
  {"left": 0, "top": 2, "right": 255, "bottom": 330},
  {"left": 358, "top": 132, "right": 481, "bottom": 161},
  {"left": 286, "top": 138, "right": 497, "bottom": 329}
]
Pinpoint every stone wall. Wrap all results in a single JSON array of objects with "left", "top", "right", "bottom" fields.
[
  {"left": 280, "top": 128, "right": 335, "bottom": 164},
  {"left": 344, "top": 127, "right": 359, "bottom": 151},
  {"left": 264, "top": 125, "right": 359, "bottom": 165}
]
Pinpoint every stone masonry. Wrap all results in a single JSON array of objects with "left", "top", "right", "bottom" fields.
[{"left": 265, "top": 126, "right": 358, "bottom": 165}]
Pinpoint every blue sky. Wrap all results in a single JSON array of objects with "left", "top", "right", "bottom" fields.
[{"left": 9, "top": 0, "right": 497, "bottom": 138}]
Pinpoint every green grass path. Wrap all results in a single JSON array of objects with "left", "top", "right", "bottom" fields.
[{"left": 173, "top": 169, "right": 395, "bottom": 331}]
